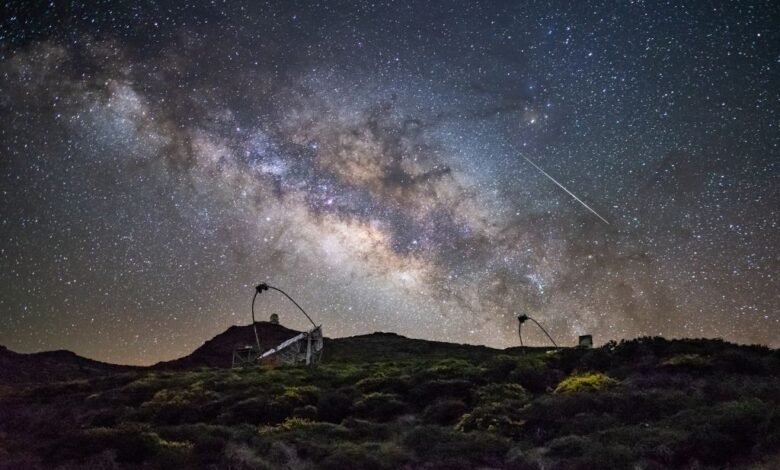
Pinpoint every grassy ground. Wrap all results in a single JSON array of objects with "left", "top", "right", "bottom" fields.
[{"left": 1, "top": 336, "right": 779, "bottom": 469}]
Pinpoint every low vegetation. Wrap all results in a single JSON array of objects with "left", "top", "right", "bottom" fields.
[{"left": 1, "top": 336, "right": 779, "bottom": 469}]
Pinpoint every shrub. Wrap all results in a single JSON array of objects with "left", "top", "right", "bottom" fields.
[
  {"left": 422, "top": 359, "right": 485, "bottom": 381},
  {"left": 611, "top": 390, "right": 696, "bottom": 423},
  {"left": 547, "top": 434, "right": 591, "bottom": 457},
  {"left": 402, "top": 425, "right": 510, "bottom": 465},
  {"left": 319, "top": 442, "right": 409, "bottom": 470},
  {"left": 276, "top": 416, "right": 315, "bottom": 431},
  {"left": 596, "top": 425, "right": 689, "bottom": 465},
  {"left": 579, "top": 442, "right": 635, "bottom": 469},
  {"left": 257, "top": 420, "right": 355, "bottom": 464},
  {"left": 342, "top": 418, "right": 394, "bottom": 441},
  {"left": 715, "top": 349, "right": 768, "bottom": 375},
  {"left": 319, "top": 444, "right": 384, "bottom": 470},
  {"left": 293, "top": 405, "right": 318, "bottom": 420},
  {"left": 668, "top": 399, "right": 773, "bottom": 464},
  {"left": 483, "top": 355, "right": 520, "bottom": 381},
  {"left": 153, "top": 401, "right": 218, "bottom": 425},
  {"left": 47, "top": 425, "right": 194, "bottom": 466},
  {"left": 411, "top": 379, "right": 474, "bottom": 406},
  {"left": 453, "top": 383, "right": 531, "bottom": 437},
  {"left": 456, "top": 402, "right": 526, "bottom": 438},
  {"left": 475, "top": 383, "right": 531, "bottom": 405},
  {"left": 554, "top": 372, "right": 618, "bottom": 393},
  {"left": 509, "top": 359, "right": 559, "bottom": 394},
  {"left": 88, "top": 408, "right": 122, "bottom": 427},
  {"left": 421, "top": 399, "right": 468, "bottom": 425},
  {"left": 505, "top": 446, "right": 542, "bottom": 470},
  {"left": 579, "top": 347, "right": 615, "bottom": 372},
  {"left": 220, "top": 396, "right": 292, "bottom": 425},
  {"left": 157, "top": 424, "right": 231, "bottom": 465},
  {"left": 555, "top": 411, "right": 621, "bottom": 437},
  {"left": 355, "top": 375, "right": 410, "bottom": 394},
  {"left": 221, "top": 442, "right": 273, "bottom": 470},
  {"left": 279, "top": 385, "right": 320, "bottom": 408},
  {"left": 662, "top": 354, "right": 711, "bottom": 369},
  {"left": 141, "top": 387, "right": 220, "bottom": 425},
  {"left": 353, "top": 393, "right": 408, "bottom": 422},
  {"left": 516, "top": 393, "right": 620, "bottom": 443},
  {"left": 317, "top": 390, "right": 354, "bottom": 423},
  {"left": 623, "top": 371, "right": 694, "bottom": 391}
]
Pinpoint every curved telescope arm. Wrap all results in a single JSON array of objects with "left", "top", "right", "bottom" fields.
[
  {"left": 256, "top": 283, "right": 318, "bottom": 329},
  {"left": 518, "top": 314, "right": 558, "bottom": 348},
  {"left": 528, "top": 316, "right": 558, "bottom": 348}
]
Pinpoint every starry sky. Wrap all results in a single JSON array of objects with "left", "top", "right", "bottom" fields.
[{"left": 1, "top": 1, "right": 778, "bottom": 365}]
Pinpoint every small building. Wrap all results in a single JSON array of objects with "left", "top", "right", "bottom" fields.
[{"left": 578, "top": 335, "right": 593, "bottom": 348}]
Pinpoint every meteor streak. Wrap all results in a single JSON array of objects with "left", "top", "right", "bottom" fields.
[{"left": 522, "top": 156, "right": 611, "bottom": 225}]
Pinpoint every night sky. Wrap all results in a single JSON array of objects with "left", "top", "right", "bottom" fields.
[{"left": 1, "top": 1, "right": 778, "bottom": 365}]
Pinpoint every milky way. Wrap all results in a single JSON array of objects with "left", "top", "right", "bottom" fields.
[{"left": 1, "top": 1, "right": 778, "bottom": 364}]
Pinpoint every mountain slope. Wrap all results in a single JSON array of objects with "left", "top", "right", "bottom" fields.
[
  {"left": 154, "top": 322, "right": 305, "bottom": 369},
  {"left": 0, "top": 345, "right": 135, "bottom": 384},
  {"left": 155, "top": 324, "right": 538, "bottom": 369}
]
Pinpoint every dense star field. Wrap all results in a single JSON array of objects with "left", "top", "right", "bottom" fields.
[{"left": 0, "top": 1, "right": 777, "bottom": 365}]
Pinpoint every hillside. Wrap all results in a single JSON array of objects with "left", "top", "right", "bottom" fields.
[
  {"left": 154, "top": 322, "right": 305, "bottom": 370},
  {"left": 155, "top": 322, "right": 523, "bottom": 369},
  {"left": 0, "top": 335, "right": 779, "bottom": 469},
  {"left": 0, "top": 345, "right": 135, "bottom": 384}
]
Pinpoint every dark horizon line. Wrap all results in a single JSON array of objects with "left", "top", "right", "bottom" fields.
[{"left": 2, "top": 322, "right": 776, "bottom": 368}]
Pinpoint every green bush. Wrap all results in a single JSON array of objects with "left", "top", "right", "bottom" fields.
[
  {"left": 505, "top": 446, "right": 542, "bottom": 470},
  {"left": 456, "top": 402, "right": 526, "bottom": 438},
  {"left": 342, "top": 418, "right": 394, "bottom": 441},
  {"left": 579, "top": 347, "right": 615, "bottom": 371},
  {"left": 319, "top": 442, "right": 409, "bottom": 470},
  {"left": 279, "top": 385, "right": 320, "bottom": 407},
  {"left": 157, "top": 424, "right": 232, "bottom": 465},
  {"left": 596, "top": 425, "right": 689, "bottom": 465},
  {"left": 668, "top": 399, "right": 773, "bottom": 464},
  {"left": 47, "top": 425, "right": 194, "bottom": 466},
  {"left": 411, "top": 379, "right": 474, "bottom": 405},
  {"left": 293, "top": 405, "right": 318, "bottom": 420},
  {"left": 355, "top": 375, "right": 410, "bottom": 394},
  {"left": 483, "top": 355, "right": 520, "bottom": 381},
  {"left": 475, "top": 383, "right": 531, "bottom": 405},
  {"left": 140, "top": 386, "right": 220, "bottom": 425},
  {"left": 554, "top": 372, "right": 618, "bottom": 393},
  {"left": 452, "top": 383, "right": 532, "bottom": 438},
  {"left": 353, "top": 393, "right": 408, "bottom": 422},
  {"left": 421, "top": 399, "right": 468, "bottom": 425},
  {"left": 579, "top": 442, "right": 635, "bottom": 469},
  {"left": 257, "top": 419, "right": 356, "bottom": 464},
  {"left": 515, "top": 393, "right": 617, "bottom": 442},
  {"left": 317, "top": 390, "right": 354, "bottom": 423},
  {"left": 509, "top": 359, "right": 559, "bottom": 394},
  {"left": 662, "top": 353, "right": 712, "bottom": 369},
  {"left": 422, "top": 359, "right": 485, "bottom": 381},
  {"left": 547, "top": 434, "right": 591, "bottom": 457},
  {"left": 219, "top": 396, "right": 292, "bottom": 425},
  {"left": 402, "top": 425, "right": 510, "bottom": 465},
  {"left": 555, "top": 411, "right": 621, "bottom": 437},
  {"left": 715, "top": 349, "right": 768, "bottom": 375}
]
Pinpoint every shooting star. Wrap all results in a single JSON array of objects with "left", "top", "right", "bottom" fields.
[{"left": 522, "top": 156, "right": 611, "bottom": 225}]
